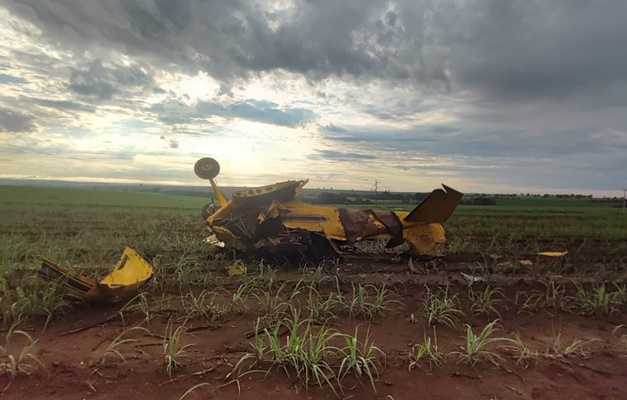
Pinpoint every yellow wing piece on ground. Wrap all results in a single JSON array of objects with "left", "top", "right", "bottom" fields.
[
  {"left": 38, "top": 247, "right": 154, "bottom": 304},
  {"left": 536, "top": 251, "right": 569, "bottom": 257}
]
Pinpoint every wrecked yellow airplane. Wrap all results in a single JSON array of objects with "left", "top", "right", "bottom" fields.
[{"left": 195, "top": 157, "right": 463, "bottom": 260}]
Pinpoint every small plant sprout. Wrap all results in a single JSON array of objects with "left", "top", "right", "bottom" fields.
[
  {"left": 506, "top": 333, "right": 540, "bottom": 366},
  {"left": 612, "top": 325, "right": 627, "bottom": 352},
  {"left": 338, "top": 283, "right": 396, "bottom": 320},
  {"left": 408, "top": 327, "right": 444, "bottom": 371},
  {"left": 181, "top": 289, "right": 227, "bottom": 321},
  {"left": 338, "top": 326, "right": 384, "bottom": 393},
  {"left": 0, "top": 320, "right": 47, "bottom": 378},
  {"left": 452, "top": 320, "right": 512, "bottom": 366},
  {"left": 306, "top": 287, "right": 339, "bottom": 325},
  {"left": 519, "top": 279, "right": 573, "bottom": 313},
  {"left": 573, "top": 283, "right": 624, "bottom": 316},
  {"left": 546, "top": 330, "right": 594, "bottom": 358},
  {"left": 468, "top": 286, "right": 503, "bottom": 317},
  {"left": 100, "top": 326, "right": 149, "bottom": 366},
  {"left": 422, "top": 285, "right": 464, "bottom": 328},
  {"left": 163, "top": 320, "right": 193, "bottom": 378}
]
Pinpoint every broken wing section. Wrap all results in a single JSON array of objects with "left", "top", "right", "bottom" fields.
[
  {"left": 38, "top": 247, "right": 154, "bottom": 304},
  {"left": 404, "top": 184, "right": 463, "bottom": 224}
]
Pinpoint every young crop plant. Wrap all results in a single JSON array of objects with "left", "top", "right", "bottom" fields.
[
  {"left": 612, "top": 325, "right": 627, "bottom": 352},
  {"left": 14, "top": 278, "right": 68, "bottom": 332},
  {"left": 518, "top": 279, "right": 573, "bottom": 313},
  {"left": 231, "top": 308, "right": 345, "bottom": 397},
  {"left": 306, "top": 287, "right": 340, "bottom": 325},
  {"left": 0, "top": 320, "right": 46, "bottom": 379},
  {"left": 506, "top": 333, "right": 540, "bottom": 366},
  {"left": 573, "top": 283, "right": 625, "bottom": 316},
  {"left": 99, "top": 326, "right": 149, "bottom": 366},
  {"left": 163, "top": 320, "right": 194, "bottom": 378},
  {"left": 0, "top": 277, "right": 17, "bottom": 326},
  {"left": 452, "top": 320, "right": 512, "bottom": 366},
  {"left": 181, "top": 289, "right": 227, "bottom": 321},
  {"left": 408, "top": 327, "right": 445, "bottom": 371},
  {"left": 338, "top": 283, "right": 396, "bottom": 320},
  {"left": 468, "top": 286, "right": 503, "bottom": 317},
  {"left": 422, "top": 285, "right": 464, "bottom": 329},
  {"left": 546, "top": 330, "right": 594, "bottom": 358},
  {"left": 253, "top": 283, "right": 294, "bottom": 323},
  {"left": 338, "top": 326, "right": 384, "bottom": 393},
  {"left": 256, "top": 260, "right": 278, "bottom": 289},
  {"left": 119, "top": 292, "right": 156, "bottom": 328},
  {"left": 230, "top": 309, "right": 387, "bottom": 397}
]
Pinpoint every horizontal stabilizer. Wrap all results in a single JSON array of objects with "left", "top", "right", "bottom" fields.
[{"left": 404, "top": 184, "right": 463, "bottom": 224}]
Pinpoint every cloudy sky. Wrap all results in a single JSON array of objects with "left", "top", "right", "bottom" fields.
[{"left": 0, "top": 0, "right": 625, "bottom": 195}]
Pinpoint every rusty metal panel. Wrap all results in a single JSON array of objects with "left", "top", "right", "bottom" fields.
[{"left": 337, "top": 208, "right": 370, "bottom": 244}]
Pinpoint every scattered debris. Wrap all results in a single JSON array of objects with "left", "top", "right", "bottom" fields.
[
  {"left": 226, "top": 262, "right": 246, "bottom": 276},
  {"left": 407, "top": 257, "right": 422, "bottom": 274},
  {"left": 38, "top": 247, "right": 154, "bottom": 304},
  {"left": 489, "top": 254, "right": 503, "bottom": 262},
  {"left": 519, "top": 260, "right": 534, "bottom": 267},
  {"left": 537, "top": 251, "right": 569, "bottom": 257},
  {"left": 460, "top": 272, "right": 484, "bottom": 283},
  {"left": 205, "top": 235, "right": 225, "bottom": 248}
]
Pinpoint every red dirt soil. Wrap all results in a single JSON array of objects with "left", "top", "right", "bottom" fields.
[{"left": 2, "top": 257, "right": 626, "bottom": 400}]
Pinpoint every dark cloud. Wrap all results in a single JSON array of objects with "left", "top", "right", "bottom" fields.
[
  {"left": 0, "top": 108, "right": 36, "bottom": 132},
  {"left": 5, "top": 0, "right": 626, "bottom": 103},
  {"left": 68, "top": 60, "right": 155, "bottom": 100}
]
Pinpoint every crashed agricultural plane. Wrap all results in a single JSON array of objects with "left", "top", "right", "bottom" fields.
[{"left": 195, "top": 157, "right": 463, "bottom": 260}]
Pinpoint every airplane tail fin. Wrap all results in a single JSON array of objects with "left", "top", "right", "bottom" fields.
[{"left": 404, "top": 184, "right": 463, "bottom": 224}]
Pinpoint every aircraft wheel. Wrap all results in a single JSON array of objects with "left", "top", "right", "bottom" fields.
[
  {"left": 194, "top": 157, "right": 220, "bottom": 179},
  {"left": 201, "top": 202, "right": 216, "bottom": 220}
]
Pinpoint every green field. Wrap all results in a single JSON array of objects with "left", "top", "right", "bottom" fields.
[
  {"left": 1, "top": 185, "right": 626, "bottom": 276},
  {"left": 1, "top": 185, "right": 626, "bottom": 399}
]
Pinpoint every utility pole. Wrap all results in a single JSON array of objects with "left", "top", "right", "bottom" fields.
[
  {"left": 623, "top": 189, "right": 626, "bottom": 214},
  {"left": 374, "top": 180, "right": 379, "bottom": 206}
]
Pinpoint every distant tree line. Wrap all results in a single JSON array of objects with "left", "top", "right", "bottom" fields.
[{"left": 312, "top": 191, "right": 497, "bottom": 206}]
